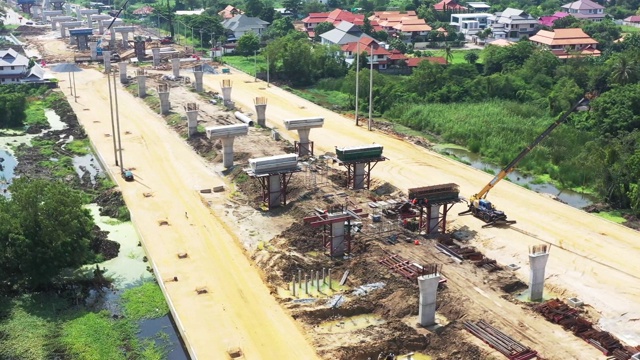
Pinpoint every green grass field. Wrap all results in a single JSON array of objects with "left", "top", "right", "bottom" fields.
[
  {"left": 621, "top": 25, "right": 640, "bottom": 33},
  {"left": 425, "top": 49, "right": 480, "bottom": 64},
  {"left": 222, "top": 54, "right": 267, "bottom": 75}
]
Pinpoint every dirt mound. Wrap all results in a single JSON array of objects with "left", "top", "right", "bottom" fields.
[
  {"left": 14, "top": 26, "right": 48, "bottom": 36},
  {"left": 95, "top": 188, "right": 128, "bottom": 220},
  {"left": 90, "top": 225, "right": 120, "bottom": 260}
]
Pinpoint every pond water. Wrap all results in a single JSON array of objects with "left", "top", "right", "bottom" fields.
[
  {"left": 434, "top": 145, "right": 597, "bottom": 209},
  {"left": 73, "top": 154, "right": 104, "bottom": 186},
  {"left": 0, "top": 149, "right": 17, "bottom": 194},
  {"left": 86, "top": 204, "right": 190, "bottom": 359}
]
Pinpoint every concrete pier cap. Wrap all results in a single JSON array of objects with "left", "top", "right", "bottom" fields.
[
  {"left": 171, "top": 57, "right": 181, "bottom": 77},
  {"left": 205, "top": 124, "right": 249, "bottom": 168},
  {"left": 102, "top": 50, "right": 111, "bottom": 72},
  {"left": 185, "top": 103, "right": 199, "bottom": 138},
  {"left": 193, "top": 65, "right": 204, "bottom": 93},
  {"left": 157, "top": 83, "right": 171, "bottom": 114},
  {"left": 283, "top": 117, "right": 324, "bottom": 156},
  {"left": 220, "top": 79, "right": 233, "bottom": 105},
  {"left": 136, "top": 69, "right": 147, "bottom": 97}
]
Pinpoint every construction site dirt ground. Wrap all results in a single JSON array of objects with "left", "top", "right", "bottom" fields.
[{"left": 28, "top": 28, "right": 640, "bottom": 359}]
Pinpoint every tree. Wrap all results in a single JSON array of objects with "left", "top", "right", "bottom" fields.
[
  {"left": 313, "top": 22, "right": 334, "bottom": 42},
  {"left": 0, "top": 179, "right": 94, "bottom": 290},
  {"left": 389, "top": 38, "right": 407, "bottom": 53},
  {"left": 260, "top": 6, "right": 276, "bottom": 24},
  {"left": 361, "top": 17, "right": 373, "bottom": 35},
  {"left": 590, "top": 84, "right": 640, "bottom": 135},
  {"left": 236, "top": 32, "right": 261, "bottom": 56},
  {"left": 283, "top": 0, "right": 302, "bottom": 17},
  {"left": 303, "top": 0, "right": 326, "bottom": 14},
  {"left": 244, "top": 0, "right": 264, "bottom": 17},
  {"left": 444, "top": 45, "right": 453, "bottom": 64},
  {"left": 464, "top": 51, "right": 479, "bottom": 64},
  {"left": 0, "top": 93, "right": 27, "bottom": 128},
  {"left": 264, "top": 17, "right": 295, "bottom": 39},
  {"left": 373, "top": 30, "right": 388, "bottom": 42},
  {"left": 609, "top": 54, "right": 639, "bottom": 86}
]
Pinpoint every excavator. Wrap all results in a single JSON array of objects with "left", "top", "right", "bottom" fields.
[{"left": 459, "top": 96, "right": 591, "bottom": 228}]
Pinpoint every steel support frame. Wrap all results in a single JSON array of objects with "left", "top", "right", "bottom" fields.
[
  {"left": 21, "top": 3, "right": 33, "bottom": 13},
  {"left": 416, "top": 202, "right": 457, "bottom": 234},
  {"left": 254, "top": 172, "right": 294, "bottom": 210},
  {"left": 294, "top": 141, "right": 314, "bottom": 157},
  {"left": 340, "top": 157, "right": 386, "bottom": 190},
  {"left": 304, "top": 210, "right": 364, "bottom": 258}
]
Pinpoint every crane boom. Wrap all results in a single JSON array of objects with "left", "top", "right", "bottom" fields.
[{"left": 473, "top": 97, "right": 587, "bottom": 200}]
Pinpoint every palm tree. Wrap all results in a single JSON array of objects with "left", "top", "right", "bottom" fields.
[
  {"left": 610, "top": 55, "right": 638, "bottom": 86},
  {"left": 444, "top": 45, "right": 453, "bottom": 65}
]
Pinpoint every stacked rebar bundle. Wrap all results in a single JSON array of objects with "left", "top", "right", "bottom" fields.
[{"left": 464, "top": 320, "right": 538, "bottom": 360}]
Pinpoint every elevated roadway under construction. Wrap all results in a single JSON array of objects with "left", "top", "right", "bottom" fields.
[{"left": 201, "top": 70, "right": 640, "bottom": 345}]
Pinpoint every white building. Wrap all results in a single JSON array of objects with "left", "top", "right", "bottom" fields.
[
  {"left": 0, "top": 48, "right": 29, "bottom": 84},
  {"left": 450, "top": 13, "right": 492, "bottom": 35},
  {"left": 490, "top": 8, "right": 538, "bottom": 40}
]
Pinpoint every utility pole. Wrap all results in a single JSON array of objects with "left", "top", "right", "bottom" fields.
[
  {"left": 199, "top": 29, "right": 203, "bottom": 49},
  {"left": 107, "top": 69, "right": 118, "bottom": 166},
  {"left": 368, "top": 44, "right": 373, "bottom": 131},
  {"left": 254, "top": 50, "right": 257, "bottom": 82},
  {"left": 355, "top": 41, "right": 360, "bottom": 126},
  {"left": 112, "top": 70, "right": 124, "bottom": 173},
  {"left": 266, "top": 52, "right": 270, "bottom": 87},
  {"left": 72, "top": 71, "right": 77, "bottom": 102}
]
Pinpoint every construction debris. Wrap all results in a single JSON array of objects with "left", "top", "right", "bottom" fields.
[
  {"left": 464, "top": 320, "right": 538, "bottom": 360},
  {"left": 534, "top": 299, "right": 639, "bottom": 358}
]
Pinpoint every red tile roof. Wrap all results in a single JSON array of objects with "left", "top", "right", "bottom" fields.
[
  {"left": 433, "top": 0, "right": 467, "bottom": 11},
  {"left": 406, "top": 57, "right": 447, "bottom": 67},
  {"left": 624, "top": 15, "right": 640, "bottom": 23},
  {"left": 341, "top": 41, "right": 391, "bottom": 56}
]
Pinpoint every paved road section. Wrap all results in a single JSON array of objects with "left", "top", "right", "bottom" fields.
[
  {"left": 58, "top": 69, "right": 320, "bottom": 360},
  {"left": 202, "top": 71, "right": 640, "bottom": 344}
]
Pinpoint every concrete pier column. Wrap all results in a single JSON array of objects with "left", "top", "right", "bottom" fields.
[
  {"left": 297, "top": 128, "right": 311, "bottom": 156},
  {"left": 254, "top": 97, "right": 267, "bottom": 127},
  {"left": 418, "top": 273, "right": 441, "bottom": 327},
  {"left": 136, "top": 69, "right": 146, "bottom": 97},
  {"left": 529, "top": 245, "right": 550, "bottom": 301},
  {"left": 292, "top": 275, "right": 296, "bottom": 297},
  {"left": 151, "top": 48, "right": 160, "bottom": 66},
  {"left": 298, "top": 269, "right": 302, "bottom": 289},
  {"left": 330, "top": 215, "right": 346, "bottom": 256},
  {"left": 89, "top": 41, "right": 98, "bottom": 60},
  {"left": 103, "top": 50, "right": 111, "bottom": 73},
  {"left": 316, "top": 270, "right": 320, "bottom": 290},
  {"left": 221, "top": 80, "right": 232, "bottom": 104},
  {"left": 118, "top": 62, "right": 127, "bottom": 83},
  {"left": 328, "top": 268, "right": 332, "bottom": 290},
  {"left": 193, "top": 66, "right": 204, "bottom": 93},
  {"left": 69, "top": 35, "right": 77, "bottom": 46},
  {"left": 158, "top": 84, "right": 171, "bottom": 115},
  {"left": 64, "top": 2, "right": 70, "bottom": 14},
  {"left": 354, "top": 163, "right": 366, "bottom": 190},
  {"left": 98, "top": 20, "right": 104, "bottom": 35},
  {"left": 305, "top": 275, "right": 309, "bottom": 295},
  {"left": 60, "top": 24, "right": 66, "bottom": 38},
  {"left": 52, "top": 21, "right": 57, "bottom": 30},
  {"left": 171, "top": 58, "right": 180, "bottom": 77},
  {"left": 428, "top": 204, "right": 441, "bottom": 233},
  {"left": 268, "top": 174, "right": 280, "bottom": 208},
  {"left": 185, "top": 103, "right": 198, "bottom": 138},
  {"left": 322, "top": 268, "right": 326, "bottom": 284},
  {"left": 109, "top": 29, "right": 116, "bottom": 48},
  {"left": 121, "top": 31, "right": 130, "bottom": 47},
  {"left": 221, "top": 137, "right": 235, "bottom": 168}
]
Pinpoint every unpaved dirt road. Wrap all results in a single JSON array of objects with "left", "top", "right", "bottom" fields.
[
  {"left": 202, "top": 71, "right": 640, "bottom": 346},
  {"left": 56, "top": 69, "right": 319, "bottom": 359}
]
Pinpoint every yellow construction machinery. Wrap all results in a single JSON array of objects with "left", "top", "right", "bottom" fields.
[{"left": 459, "top": 96, "right": 591, "bottom": 227}]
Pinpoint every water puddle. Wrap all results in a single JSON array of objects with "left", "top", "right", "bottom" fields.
[
  {"left": 514, "top": 289, "right": 557, "bottom": 303},
  {"left": 0, "top": 109, "right": 67, "bottom": 153},
  {"left": 73, "top": 154, "right": 104, "bottom": 186},
  {"left": 0, "top": 149, "right": 17, "bottom": 195},
  {"left": 435, "top": 145, "right": 597, "bottom": 209},
  {"left": 316, "top": 314, "right": 385, "bottom": 334},
  {"left": 139, "top": 316, "right": 190, "bottom": 360},
  {"left": 396, "top": 354, "right": 432, "bottom": 360},
  {"left": 84, "top": 204, "right": 190, "bottom": 358},
  {"left": 45, "top": 109, "right": 67, "bottom": 131}
]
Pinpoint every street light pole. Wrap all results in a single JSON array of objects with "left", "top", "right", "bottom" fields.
[
  {"left": 368, "top": 44, "right": 373, "bottom": 131},
  {"left": 355, "top": 41, "right": 360, "bottom": 126},
  {"left": 112, "top": 70, "right": 124, "bottom": 173},
  {"left": 107, "top": 69, "right": 118, "bottom": 166},
  {"left": 200, "top": 29, "right": 203, "bottom": 49},
  {"left": 72, "top": 71, "right": 77, "bottom": 102},
  {"left": 266, "top": 52, "right": 270, "bottom": 87}
]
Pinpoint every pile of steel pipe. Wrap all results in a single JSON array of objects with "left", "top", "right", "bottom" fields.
[
  {"left": 534, "top": 299, "right": 630, "bottom": 357},
  {"left": 464, "top": 320, "right": 538, "bottom": 360}
]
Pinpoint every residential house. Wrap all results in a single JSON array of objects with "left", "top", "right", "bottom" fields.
[
  {"left": 539, "top": 11, "right": 570, "bottom": 27},
  {"left": 369, "top": 11, "right": 418, "bottom": 34},
  {"left": 529, "top": 28, "right": 600, "bottom": 58},
  {"left": 302, "top": 9, "right": 379, "bottom": 38},
  {"left": 561, "top": 0, "right": 605, "bottom": 21},
  {"left": 467, "top": 2, "right": 491, "bottom": 12},
  {"left": 623, "top": 15, "right": 640, "bottom": 26},
  {"left": 490, "top": 8, "right": 538, "bottom": 40},
  {"left": 450, "top": 13, "right": 492, "bottom": 35},
  {"left": 320, "top": 21, "right": 373, "bottom": 46},
  {"left": 433, "top": 0, "right": 467, "bottom": 11},
  {"left": 218, "top": 5, "right": 244, "bottom": 20},
  {"left": 21, "top": 64, "right": 48, "bottom": 83},
  {"left": 0, "top": 48, "right": 29, "bottom": 84},
  {"left": 341, "top": 37, "right": 391, "bottom": 69},
  {"left": 222, "top": 14, "right": 269, "bottom": 42},
  {"left": 392, "top": 19, "right": 432, "bottom": 40}
]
